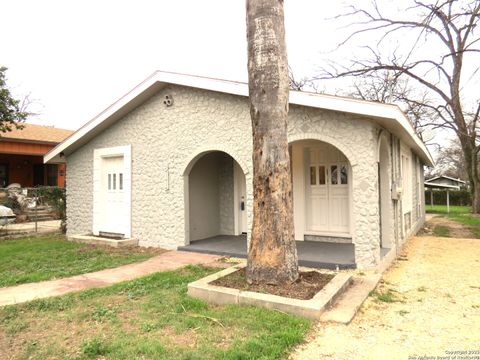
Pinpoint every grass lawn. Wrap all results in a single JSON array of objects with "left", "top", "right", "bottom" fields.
[
  {"left": 0, "top": 265, "right": 310, "bottom": 359},
  {"left": 425, "top": 205, "right": 471, "bottom": 215},
  {"left": 425, "top": 204, "right": 480, "bottom": 238},
  {"left": 0, "top": 235, "right": 161, "bottom": 288}
]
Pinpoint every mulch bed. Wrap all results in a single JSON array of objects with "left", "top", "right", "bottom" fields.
[{"left": 211, "top": 268, "right": 334, "bottom": 300}]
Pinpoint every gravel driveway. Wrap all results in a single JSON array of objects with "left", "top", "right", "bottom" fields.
[{"left": 291, "top": 235, "right": 480, "bottom": 360}]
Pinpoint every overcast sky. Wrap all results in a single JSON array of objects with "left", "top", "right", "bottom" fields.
[
  {"left": 3, "top": 0, "right": 357, "bottom": 131},
  {"left": 3, "top": 0, "right": 476, "bottom": 154}
]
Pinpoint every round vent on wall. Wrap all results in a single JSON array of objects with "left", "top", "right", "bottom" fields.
[{"left": 163, "top": 95, "right": 174, "bottom": 107}]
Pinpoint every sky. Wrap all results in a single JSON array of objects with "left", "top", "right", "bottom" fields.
[
  {"left": 2, "top": 0, "right": 477, "bottom": 154},
  {"left": 3, "top": 0, "right": 355, "bottom": 131}
]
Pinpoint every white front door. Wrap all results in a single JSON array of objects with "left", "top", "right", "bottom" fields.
[
  {"left": 100, "top": 156, "right": 125, "bottom": 234},
  {"left": 306, "top": 147, "right": 350, "bottom": 235}
]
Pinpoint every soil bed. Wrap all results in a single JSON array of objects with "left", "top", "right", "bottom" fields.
[{"left": 211, "top": 268, "right": 334, "bottom": 300}]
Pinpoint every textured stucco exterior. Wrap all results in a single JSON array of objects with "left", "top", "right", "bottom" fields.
[
  {"left": 65, "top": 84, "right": 426, "bottom": 268},
  {"left": 218, "top": 155, "right": 234, "bottom": 235}
]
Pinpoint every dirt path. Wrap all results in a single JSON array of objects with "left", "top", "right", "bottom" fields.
[
  {"left": 422, "top": 215, "right": 476, "bottom": 238},
  {"left": 291, "top": 236, "right": 480, "bottom": 360}
]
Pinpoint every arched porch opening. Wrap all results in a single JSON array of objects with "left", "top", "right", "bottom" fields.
[
  {"left": 183, "top": 151, "right": 247, "bottom": 245},
  {"left": 290, "top": 139, "right": 353, "bottom": 243}
]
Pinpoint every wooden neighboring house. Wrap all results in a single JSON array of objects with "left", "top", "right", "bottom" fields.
[{"left": 0, "top": 124, "right": 73, "bottom": 188}]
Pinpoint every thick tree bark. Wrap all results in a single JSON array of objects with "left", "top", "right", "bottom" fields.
[
  {"left": 245, "top": 0, "right": 299, "bottom": 285},
  {"left": 462, "top": 137, "right": 480, "bottom": 213}
]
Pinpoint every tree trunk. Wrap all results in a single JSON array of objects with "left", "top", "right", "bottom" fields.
[
  {"left": 245, "top": 0, "right": 299, "bottom": 285},
  {"left": 473, "top": 185, "right": 480, "bottom": 214},
  {"left": 460, "top": 136, "right": 480, "bottom": 213}
]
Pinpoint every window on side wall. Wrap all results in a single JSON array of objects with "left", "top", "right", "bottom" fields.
[{"left": 46, "top": 164, "right": 58, "bottom": 186}]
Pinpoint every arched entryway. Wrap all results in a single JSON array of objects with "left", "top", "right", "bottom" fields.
[
  {"left": 290, "top": 139, "right": 352, "bottom": 242},
  {"left": 378, "top": 135, "right": 393, "bottom": 250},
  {"left": 183, "top": 151, "right": 248, "bottom": 244},
  {"left": 179, "top": 141, "right": 356, "bottom": 269}
]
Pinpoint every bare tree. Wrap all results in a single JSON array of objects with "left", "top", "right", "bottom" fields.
[
  {"left": 349, "top": 72, "right": 436, "bottom": 141},
  {"left": 246, "top": 0, "right": 298, "bottom": 284},
  {"left": 288, "top": 66, "right": 319, "bottom": 92},
  {"left": 428, "top": 139, "right": 467, "bottom": 179},
  {"left": 320, "top": 0, "right": 480, "bottom": 211}
]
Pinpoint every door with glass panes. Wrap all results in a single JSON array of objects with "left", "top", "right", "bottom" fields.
[
  {"left": 306, "top": 146, "right": 350, "bottom": 234},
  {"left": 100, "top": 156, "right": 125, "bottom": 234}
]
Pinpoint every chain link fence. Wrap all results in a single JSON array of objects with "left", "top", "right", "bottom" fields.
[{"left": 0, "top": 186, "right": 65, "bottom": 236}]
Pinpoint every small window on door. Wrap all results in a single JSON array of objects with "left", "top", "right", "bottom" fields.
[
  {"left": 108, "top": 174, "right": 111, "bottom": 190},
  {"left": 340, "top": 165, "right": 348, "bottom": 184},
  {"left": 331, "top": 165, "right": 338, "bottom": 185},
  {"left": 318, "top": 166, "right": 326, "bottom": 185},
  {"left": 119, "top": 173, "right": 123, "bottom": 190},
  {"left": 310, "top": 166, "right": 317, "bottom": 185},
  {"left": 113, "top": 174, "right": 116, "bottom": 190}
]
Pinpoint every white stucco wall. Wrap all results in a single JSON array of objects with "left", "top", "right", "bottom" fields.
[
  {"left": 218, "top": 155, "right": 234, "bottom": 235},
  {"left": 188, "top": 153, "right": 220, "bottom": 241},
  {"left": 65, "top": 84, "right": 425, "bottom": 268}
]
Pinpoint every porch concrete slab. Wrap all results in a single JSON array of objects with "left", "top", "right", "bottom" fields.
[
  {"left": 0, "top": 251, "right": 220, "bottom": 307},
  {"left": 187, "top": 264, "right": 353, "bottom": 320},
  {"left": 320, "top": 273, "right": 382, "bottom": 324},
  {"left": 179, "top": 235, "right": 247, "bottom": 258},
  {"left": 68, "top": 234, "right": 138, "bottom": 247},
  {"left": 178, "top": 235, "right": 356, "bottom": 269}
]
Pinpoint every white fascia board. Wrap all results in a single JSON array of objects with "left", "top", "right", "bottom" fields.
[
  {"left": 428, "top": 175, "right": 466, "bottom": 184},
  {"left": 44, "top": 72, "right": 160, "bottom": 164},
  {"left": 289, "top": 91, "right": 433, "bottom": 167},
  {"left": 44, "top": 70, "right": 433, "bottom": 166},
  {"left": 424, "top": 181, "right": 460, "bottom": 190}
]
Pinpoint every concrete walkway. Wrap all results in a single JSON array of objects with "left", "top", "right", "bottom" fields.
[{"left": 0, "top": 251, "right": 220, "bottom": 307}]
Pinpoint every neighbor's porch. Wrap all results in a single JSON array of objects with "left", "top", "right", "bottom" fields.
[
  {"left": 0, "top": 153, "right": 66, "bottom": 188},
  {"left": 178, "top": 234, "right": 357, "bottom": 269}
]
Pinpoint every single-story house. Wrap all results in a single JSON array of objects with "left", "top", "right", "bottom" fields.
[
  {"left": 45, "top": 71, "right": 433, "bottom": 269},
  {"left": 0, "top": 124, "right": 73, "bottom": 188},
  {"left": 425, "top": 175, "right": 466, "bottom": 189},
  {"left": 425, "top": 175, "right": 467, "bottom": 212}
]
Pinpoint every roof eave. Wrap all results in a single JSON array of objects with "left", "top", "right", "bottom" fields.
[{"left": 44, "top": 71, "right": 434, "bottom": 167}]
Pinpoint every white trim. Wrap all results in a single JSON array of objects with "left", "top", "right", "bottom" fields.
[
  {"left": 233, "top": 162, "right": 240, "bottom": 235},
  {"left": 427, "top": 175, "right": 466, "bottom": 184},
  {"left": 92, "top": 145, "right": 132, "bottom": 238},
  {"left": 44, "top": 71, "right": 433, "bottom": 167},
  {"left": 181, "top": 144, "right": 250, "bottom": 177},
  {"left": 424, "top": 181, "right": 460, "bottom": 190},
  {"left": 304, "top": 231, "right": 352, "bottom": 239}
]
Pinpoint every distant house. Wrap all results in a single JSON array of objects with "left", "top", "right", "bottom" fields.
[
  {"left": 0, "top": 124, "right": 73, "bottom": 188},
  {"left": 425, "top": 175, "right": 467, "bottom": 190}
]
